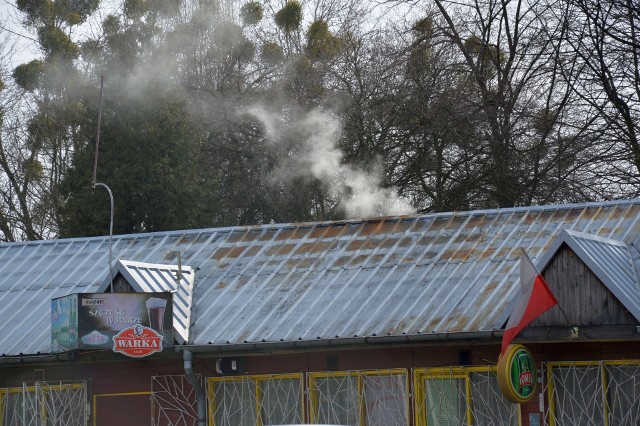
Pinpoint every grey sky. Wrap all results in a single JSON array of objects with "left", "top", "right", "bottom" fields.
[{"left": 0, "top": 0, "right": 38, "bottom": 67}]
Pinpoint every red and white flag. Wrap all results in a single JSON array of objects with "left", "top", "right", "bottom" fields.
[{"left": 501, "top": 249, "right": 558, "bottom": 356}]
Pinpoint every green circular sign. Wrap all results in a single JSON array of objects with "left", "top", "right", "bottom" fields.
[{"left": 497, "top": 344, "right": 537, "bottom": 403}]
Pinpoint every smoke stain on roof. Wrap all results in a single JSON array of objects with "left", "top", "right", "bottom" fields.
[
  {"left": 398, "top": 237, "right": 413, "bottom": 247},
  {"left": 266, "top": 243, "right": 296, "bottom": 256},
  {"left": 212, "top": 246, "right": 246, "bottom": 259},
  {"left": 481, "top": 248, "right": 496, "bottom": 259},
  {"left": 259, "top": 229, "right": 278, "bottom": 241},
  {"left": 278, "top": 226, "right": 311, "bottom": 240},
  {"left": 245, "top": 246, "right": 261, "bottom": 257},
  {"left": 296, "top": 241, "right": 332, "bottom": 254},
  {"left": 380, "top": 237, "right": 400, "bottom": 249},
  {"left": 321, "top": 223, "right": 346, "bottom": 238},
  {"left": 360, "top": 220, "right": 384, "bottom": 236},
  {"left": 334, "top": 256, "right": 351, "bottom": 268},
  {"left": 287, "top": 258, "right": 314, "bottom": 269},
  {"left": 441, "top": 248, "right": 472, "bottom": 262}
]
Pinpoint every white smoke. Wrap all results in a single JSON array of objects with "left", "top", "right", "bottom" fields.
[{"left": 246, "top": 105, "right": 416, "bottom": 219}]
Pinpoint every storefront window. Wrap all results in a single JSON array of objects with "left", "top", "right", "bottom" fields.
[
  {"left": 207, "top": 374, "right": 303, "bottom": 426},
  {"left": 545, "top": 361, "right": 640, "bottom": 426},
  {"left": 425, "top": 377, "right": 465, "bottom": 425},
  {"left": 414, "top": 367, "right": 519, "bottom": 426},
  {"left": 308, "top": 369, "right": 409, "bottom": 426},
  {"left": 606, "top": 364, "right": 640, "bottom": 425},
  {"left": 0, "top": 382, "right": 87, "bottom": 426}
]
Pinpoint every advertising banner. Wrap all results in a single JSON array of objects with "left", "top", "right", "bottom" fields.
[
  {"left": 497, "top": 343, "right": 538, "bottom": 403},
  {"left": 51, "top": 293, "right": 78, "bottom": 353},
  {"left": 52, "top": 293, "right": 173, "bottom": 357}
]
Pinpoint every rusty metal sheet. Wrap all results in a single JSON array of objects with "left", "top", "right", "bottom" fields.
[{"left": 2, "top": 200, "right": 640, "bottom": 356}]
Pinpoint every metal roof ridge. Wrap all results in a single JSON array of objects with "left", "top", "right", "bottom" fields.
[
  {"left": 1, "top": 199, "right": 639, "bottom": 247},
  {"left": 537, "top": 229, "right": 631, "bottom": 272}
]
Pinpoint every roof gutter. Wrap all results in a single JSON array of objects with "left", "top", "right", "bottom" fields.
[
  {"left": 175, "top": 330, "right": 503, "bottom": 355},
  {"left": 0, "top": 352, "right": 75, "bottom": 365}
]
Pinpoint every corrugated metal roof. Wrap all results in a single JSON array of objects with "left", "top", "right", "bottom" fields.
[
  {"left": 95, "top": 260, "right": 195, "bottom": 343},
  {"left": 539, "top": 229, "right": 640, "bottom": 320},
  {"left": 1, "top": 199, "right": 640, "bottom": 356}
]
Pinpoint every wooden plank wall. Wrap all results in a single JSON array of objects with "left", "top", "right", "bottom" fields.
[{"left": 532, "top": 244, "right": 637, "bottom": 327}]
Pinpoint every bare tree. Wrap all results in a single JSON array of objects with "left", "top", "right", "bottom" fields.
[
  {"left": 559, "top": 0, "right": 640, "bottom": 194},
  {"left": 0, "top": 28, "right": 55, "bottom": 241},
  {"left": 426, "top": 0, "right": 609, "bottom": 207}
]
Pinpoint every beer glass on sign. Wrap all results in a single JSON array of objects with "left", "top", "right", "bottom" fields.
[{"left": 145, "top": 297, "right": 167, "bottom": 332}]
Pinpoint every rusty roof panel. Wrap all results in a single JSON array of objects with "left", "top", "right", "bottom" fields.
[{"left": 2, "top": 200, "right": 640, "bottom": 355}]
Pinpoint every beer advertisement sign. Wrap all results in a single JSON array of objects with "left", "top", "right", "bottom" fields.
[
  {"left": 497, "top": 344, "right": 537, "bottom": 403},
  {"left": 112, "top": 324, "right": 163, "bottom": 358},
  {"left": 52, "top": 293, "right": 172, "bottom": 357}
]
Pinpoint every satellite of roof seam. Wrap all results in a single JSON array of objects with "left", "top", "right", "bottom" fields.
[
  {"left": 249, "top": 224, "right": 350, "bottom": 341},
  {"left": 433, "top": 209, "right": 521, "bottom": 332},
  {"left": 0, "top": 239, "right": 76, "bottom": 320},
  {"left": 400, "top": 213, "right": 481, "bottom": 333},
  {"left": 353, "top": 218, "right": 444, "bottom": 336},
  {"left": 353, "top": 218, "right": 427, "bottom": 335},
  {"left": 192, "top": 230, "right": 267, "bottom": 337},
  {"left": 311, "top": 225, "right": 394, "bottom": 339},
  {"left": 470, "top": 207, "right": 568, "bottom": 329},
  {"left": 618, "top": 203, "right": 640, "bottom": 242},
  {"left": 246, "top": 231, "right": 332, "bottom": 341},
  {"left": 243, "top": 227, "right": 332, "bottom": 342},
  {"left": 196, "top": 227, "right": 293, "bottom": 341},
  {"left": 341, "top": 218, "right": 423, "bottom": 336},
  {"left": 429, "top": 208, "right": 532, "bottom": 332},
  {"left": 267, "top": 222, "right": 359, "bottom": 342},
  {"left": 290, "top": 222, "right": 371, "bottom": 341}
]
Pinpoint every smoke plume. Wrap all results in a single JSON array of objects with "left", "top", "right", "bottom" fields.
[{"left": 246, "top": 105, "right": 415, "bottom": 219}]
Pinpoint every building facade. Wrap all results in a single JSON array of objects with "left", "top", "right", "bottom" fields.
[{"left": 1, "top": 199, "right": 640, "bottom": 425}]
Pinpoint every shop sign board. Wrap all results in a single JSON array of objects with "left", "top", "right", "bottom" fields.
[
  {"left": 52, "top": 292, "right": 172, "bottom": 357},
  {"left": 112, "top": 324, "right": 163, "bottom": 358},
  {"left": 497, "top": 344, "right": 537, "bottom": 403}
]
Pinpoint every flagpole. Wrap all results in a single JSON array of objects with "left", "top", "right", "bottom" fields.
[
  {"left": 501, "top": 247, "right": 560, "bottom": 355},
  {"left": 555, "top": 300, "right": 572, "bottom": 325},
  {"left": 519, "top": 247, "right": 572, "bottom": 326}
]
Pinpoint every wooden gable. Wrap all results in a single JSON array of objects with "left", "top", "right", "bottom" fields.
[
  {"left": 107, "top": 273, "right": 136, "bottom": 293},
  {"left": 531, "top": 244, "right": 638, "bottom": 328}
]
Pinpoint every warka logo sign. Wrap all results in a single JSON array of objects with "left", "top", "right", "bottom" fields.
[{"left": 112, "top": 324, "right": 163, "bottom": 358}]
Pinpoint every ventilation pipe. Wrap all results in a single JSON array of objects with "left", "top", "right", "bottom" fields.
[{"left": 183, "top": 349, "right": 207, "bottom": 426}]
